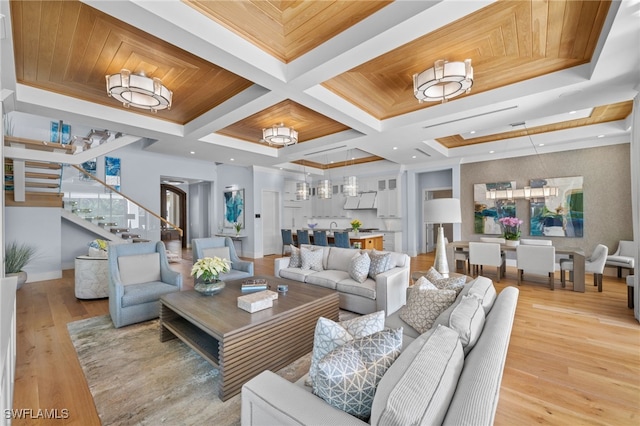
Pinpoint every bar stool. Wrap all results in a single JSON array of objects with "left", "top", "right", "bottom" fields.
[{"left": 313, "top": 230, "right": 329, "bottom": 246}]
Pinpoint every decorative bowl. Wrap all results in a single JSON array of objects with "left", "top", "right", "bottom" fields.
[
  {"left": 194, "top": 280, "right": 225, "bottom": 296},
  {"left": 308, "top": 223, "right": 318, "bottom": 229}
]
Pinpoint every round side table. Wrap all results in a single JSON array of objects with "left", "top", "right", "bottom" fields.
[{"left": 75, "top": 255, "right": 109, "bottom": 299}]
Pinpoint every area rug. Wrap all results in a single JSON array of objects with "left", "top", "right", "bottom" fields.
[{"left": 67, "top": 315, "right": 314, "bottom": 425}]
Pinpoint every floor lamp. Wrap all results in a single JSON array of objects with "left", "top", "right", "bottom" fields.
[{"left": 424, "top": 198, "right": 462, "bottom": 277}]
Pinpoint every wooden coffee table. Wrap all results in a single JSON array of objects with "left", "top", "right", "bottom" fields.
[{"left": 159, "top": 275, "right": 339, "bottom": 400}]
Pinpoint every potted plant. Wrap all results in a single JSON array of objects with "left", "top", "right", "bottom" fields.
[
  {"left": 191, "top": 256, "right": 232, "bottom": 295},
  {"left": 233, "top": 222, "right": 243, "bottom": 236},
  {"left": 4, "top": 241, "right": 36, "bottom": 289},
  {"left": 498, "top": 216, "right": 523, "bottom": 246},
  {"left": 350, "top": 219, "right": 362, "bottom": 235}
]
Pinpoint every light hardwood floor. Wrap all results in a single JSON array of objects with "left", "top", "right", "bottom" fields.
[{"left": 11, "top": 251, "right": 640, "bottom": 425}]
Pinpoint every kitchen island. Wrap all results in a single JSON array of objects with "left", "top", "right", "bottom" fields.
[{"left": 293, "top": 230, "right": 383, "bottom": 250}]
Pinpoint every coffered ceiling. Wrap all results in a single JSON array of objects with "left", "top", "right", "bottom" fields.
[{"left": 1, "top": 0, "right": 637, "bottom": 174}]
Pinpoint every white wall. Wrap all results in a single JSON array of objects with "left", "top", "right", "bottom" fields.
[
  {"left": 253, "top": 167, "right": 286, "bottom": 258},
  {"left": 217, "top": 164, "right": 254, "bottom": 255}
]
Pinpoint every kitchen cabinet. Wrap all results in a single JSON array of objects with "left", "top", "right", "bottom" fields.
[
  {"left": 377, "top": 177, "right": 401, "bottom": 218},
  {"left": 381, "top": 231, "right": 402, "bottom": 251}
]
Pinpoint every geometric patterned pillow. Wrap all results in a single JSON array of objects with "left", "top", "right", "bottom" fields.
[
  {"left": 288, "top": 245, "right": 301, "bottom": 268},
  {"left": 424, "top": 267, "right": 467, "bottom": 294},
  {"left": 313, "top": 328, "right": 403, "bottom": 420},
  {"left": 348, "top": 252, "right": 371, "bottom": 283},
  {"left": 368, "top": 250, "right": 391, "bottom": 279},
  {"left": 301, "top": 246, "right": 323, "bottom": 271},
  {"left": 399, "top": 287, "right": 457, "bottom": 334},
  {"left": 307, "top": 311, "right": 385, "bottom": 388},
  {"left": 413, "top": 275, "right": 438, "bottom": 290}
]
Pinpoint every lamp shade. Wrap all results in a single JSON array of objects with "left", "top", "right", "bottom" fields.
[{"left": 424, "top": 198, "right": 461, "bottom": 224}]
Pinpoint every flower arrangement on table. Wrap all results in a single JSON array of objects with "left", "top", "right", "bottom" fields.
[
  {"left": 233, "top": 222, "right": 242, "bottom": 235},
  {"left": 350, "top": 219, "right": 362, "bottom": 232},
  {"left": 87, "top": 239, "right": 108, "bottom": 257},
  {"left": 498, "top": 216, "right": 523, "bottom": 241},
  {"left": 191, "top": 256, "right": 231, "bottom": 283}
]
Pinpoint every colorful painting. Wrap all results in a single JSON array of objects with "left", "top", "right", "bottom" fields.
[
  {"left": 105, "top": 157, "right": 121, "bottom": 191},
  {"left": 50, "top": 121, "right": 71, "bottom": 144},
  {"left": 530, "top": 176, "right": 583, "bottom": 237},
  {"left": 224, "top": 189, "right": 244, "bottom": 228},
  {"left": 473, "top": 181, "right": 517, "bottom": 234}
]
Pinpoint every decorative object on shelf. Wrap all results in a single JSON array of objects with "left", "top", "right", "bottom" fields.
[
  {"left": 499, "top": 216, "right": 523, "bottom": 244},
  {"left": 413, "top": 59, "right": 473, "bottom": 103},
  {"left": 88, "top": 239, "right": 108, "bottom": 258},
  {"left": 106, "top": 69, "right": 172, "bottom": 112},
  {"left": 351, "top": 219, "right": 362, "bottom": 234},
  {"left": 308, "top": 223, "right": 318, "bottom": 229},
  {"left": 4, "top": 241, "right": 37, "bottom": 289},
  {"left": 224, "top": 188, "right": 244, "bottom": 229},
  {"left": 261, "top": 123, "right": 298, "bottom": 146},
  {"left": 191, "top": 256, "right": 231, "bottom": 296},
  {"left": 423, "top": 198, "right": 462, "bottom": 277},
  {"left": 234, "top": 222, "right": 243, "bottom": 236}
]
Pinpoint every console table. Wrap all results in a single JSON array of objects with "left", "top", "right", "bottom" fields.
[
  {"left": 215, "top": 233, "right": 247, "bottom": 256},
  {"left": 446, "top": 241, "right": 586, "bottom": 292}
]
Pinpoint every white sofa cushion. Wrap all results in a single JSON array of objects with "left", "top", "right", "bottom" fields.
[
  {"left": 306, "top": 270, "right": 348, "bottom": 290},
  {"left": 449, "top": 295, "right": 486, "bottom": 355},
  {"left": 467, "top": 276, "right": 497, "bottom": 314},
  {"left": 202, "top": 246, "right": 230, "bottom": 261},
  {"left": 337, "top": 277, "right": 376, "bottom": 300},
  {"left": 117, "top": 253, "right": 161, "bottom": 285},
  {"left": 327, "top": 247, "right": 359, "bottom": 272},
  {"left": 313, "top": 328, "right": 403, "bottom": 421},
  {"left": 371, "top": 325, "right": 464, "bottom": 426},
  {"left": 279, "top": 267, "right": 316, "bottom": 282}
]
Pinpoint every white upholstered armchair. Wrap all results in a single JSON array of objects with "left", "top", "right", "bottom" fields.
[
  {"left": 606, "top": 240, "right": 635, "bottom": 278},
  {"left": 192, "top": 237, "right": 254, "bottom": 281},
  {"left": 561, "top": 244, "right": 608, "bottom": 292}
]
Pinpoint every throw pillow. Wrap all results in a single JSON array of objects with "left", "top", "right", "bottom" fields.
[
  {"left": 467, "top": 276, "right": 497, "bottom": 314},
  {"left": 117, "top": 253, "right": 161, "bottom": 285},
  {"left": 400, "top": 286, "right": 456, "bottom": 333},
  {"left": 202, "top": 246, "right": 231, "bottom": 262},
  {"left": 448, "top": 295, "right": 485, "bottom": 354},
  {"left": 288, "top": 245, "right": 301, "bottom": 268},
  {"left": 301, "top": 246, "right": 323, "bottom": 271},
  {"left": 369, "top": 250, "right": 391, "bottom": 278},
  {"left": 307, "top": 311, "right": 385, "bottom": 387},
  {"left": 414, "top": 275, "right": 438, "bottom": 290},
  {"left": 313, "top": 328, "right": 403, "bottom": 421},
  {"left": 424, "top": 267, "right": 467, "bottom": 294},
  {"left": 348, "top": 252, "right": 371, "bottom": 283}
]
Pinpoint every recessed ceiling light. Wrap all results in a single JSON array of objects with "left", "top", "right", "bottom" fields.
[
  {"left": 412, "top": 155, "right": 417, "bottom": 159},
  {"left": 393, "top": 147, "right": 398, "bottom": 150},
  {"left": 539, "top": 143, "right": 545, "bottom": 147},
  {"left": 489, "top": 150, "right": 495, "bottom": 154},
  {"left": 470, "top": 130, "right": 476, "bottom": 134},
  {"left": 330, "top": 161, "right": 334, "bottom": 164},
  {"left": 230, "top": 158, "right": 235, "bottom": 161},
  {"left": 190, "top": 151, "right": 195, "bottom": 155},
  {"left": 279, "top": 167, "right": 283, "bottom": 170},
  {"left": 597, "top": 134, "right": 605, "bottom": 138},
  {"left": 569, "top": 111, "right": 577, "bottom": 114}
]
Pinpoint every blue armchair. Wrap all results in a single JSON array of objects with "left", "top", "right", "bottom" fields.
[
  {"left": 108, "top": 241, "right": 182, "bottom": 328},
  {"left": 192, "top": 237, "right": 254, "bottom": 281}
]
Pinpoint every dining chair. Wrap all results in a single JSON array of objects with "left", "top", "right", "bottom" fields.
[
  {"left": 468, "top": 242, "right": 506, "bottom": 282},
  {"left": 296, "top": 229, "right": 310, "bottom": 245},
  {"left": 313, "top": 230, "right": 329, "bottom": 247},
  {"left": 516, "top": 245, "right": 556, "bottom": 290},
  {"left": 480, "top": 237, "right": 506, "bottom": 244},
  {"left": 281, "top": 229, "right": 294, "bottom": 255},
  {"left": 520, "top": 239, "right": 552, "bottom": 246},
  {"left": 606, "top": 240, "right": 635, "bottom": 278},
  {"left": 560, "top": 244, "right": 608, "bottom": 291},
  {"left": 333, "top": 231, "right": 350, "bottom": 248}
]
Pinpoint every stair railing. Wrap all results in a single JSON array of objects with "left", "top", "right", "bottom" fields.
[{"left": 63, "top": 164, "right": 183, "bottom": 242}]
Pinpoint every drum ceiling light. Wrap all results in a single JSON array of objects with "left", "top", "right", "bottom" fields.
[
  {"left": 413, "top": 59, "right": 473, "bottom": 103},
  {"left": 261, "top": 123, "right": 298, "bottom": 146},
  {"left": 106, "top": 69, "right": 172, "bottom": 113}
]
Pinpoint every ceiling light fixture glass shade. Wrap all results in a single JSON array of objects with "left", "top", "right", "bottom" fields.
[
  {"left": 317, "top": 179, "right": 332, "bottom": 199},
  {"left": 106, "top": 69, "right": 172, "bottom": 112},
  {"left": 296, "top": 181, "right": 310, "bottom": 200},
  {"left": 343, "top": 175, "right": 358, "bottom": 197},
  {"left": 485, "top": 186, "right": 559, "bottom": 200},
  {"left": 413, "top": 59, "right": 473, "bottom": 103},
  {"left": 262, "top": 123, "right": 298, "bottom": 146}
]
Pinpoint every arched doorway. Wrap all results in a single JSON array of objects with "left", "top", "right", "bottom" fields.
[{"left": 161, "top": 184, "right": 187, "bottom": 248}]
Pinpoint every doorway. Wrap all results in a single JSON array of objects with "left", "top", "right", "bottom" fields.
[
  {"left": 262, "top": 190, "right": 280, "bottom": 256},
  {"left": 161, "top": 184, "right": 187, "bottom": 248}
]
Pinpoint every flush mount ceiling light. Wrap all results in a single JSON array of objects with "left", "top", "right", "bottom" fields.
[
  {"left": 106, "top": 69, "right": 172, "bottom": 112},
  {"left": 261, "top": 123, "right": 298, "bottom": 146},
  {"left": 413, "top": 59, "right": 473, "bottom": 103}
]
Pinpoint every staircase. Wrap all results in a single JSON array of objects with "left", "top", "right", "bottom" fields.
[{"left": 4, "top": 158, "right": 64, "bottom": 207}]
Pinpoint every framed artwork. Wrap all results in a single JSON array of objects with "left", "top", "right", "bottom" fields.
[
  {"left": 80, "top": 159, "right": 97, "bottom": 181},
  {"left": 473, "top": 181, "right": 517, "bottom": 234},
  {"left": 50, "top": 121, "right": 71, "bottom": 144},
  {"left": 223, "top": 189, "right": 244, "bottom": 228},
  {"left": 105, "top": 157, "right": 121, "bottom": 191},
  {"left": 530, "top": 176, "right": 583, "bottom": 237}
]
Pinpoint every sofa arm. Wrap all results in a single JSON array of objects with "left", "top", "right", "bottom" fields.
[
  {"left": 375, "top": 266, "right": 410, "bottom": 316},
  {"left": 274, "top": 257, "right": 291, "bottom": 277},
  {"left": 234, "top": 259, "right": 254, "bottom": 275},
  {"left": 241, "top": 371, "right": 367, "bottom": 426}
]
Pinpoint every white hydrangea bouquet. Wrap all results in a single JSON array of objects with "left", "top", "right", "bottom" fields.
[{"left": 191, "top": 256, "right": 231, "bottom": 283}]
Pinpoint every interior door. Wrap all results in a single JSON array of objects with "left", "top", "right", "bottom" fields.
[{"left": 262, "top": 190, "right": 280, "bottom": 255}]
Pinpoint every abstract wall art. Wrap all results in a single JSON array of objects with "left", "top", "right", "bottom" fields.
[
  {"left": 224, "top": 189, "right": 244, "bottom": 229},
  {"left": 530, "top": 176, "right": 583, "bottom": 237}
]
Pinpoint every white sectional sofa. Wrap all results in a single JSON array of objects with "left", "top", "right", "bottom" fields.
[
  {"left": 241, "top": 277, "right": 519, "bottom": 425},
  {"left": 274, "top": 245, "right": 410, "bottom": 316}
]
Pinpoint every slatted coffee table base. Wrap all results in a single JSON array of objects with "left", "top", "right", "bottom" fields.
[{"left": 160, "top": 291, "right": 339, "bottom": 401}]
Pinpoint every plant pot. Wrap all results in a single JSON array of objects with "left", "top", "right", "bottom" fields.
[
  {"left": 505, "top": 240, "right": 520, "bottom": 247},
  {"left": 194, "top": 279, "right": 225, "bottom": 296},
  {"left": 8, "top": 271, "right": 28, "bottom": 290}
]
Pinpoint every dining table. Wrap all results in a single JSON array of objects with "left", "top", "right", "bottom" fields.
[{"left": 446, "top": 241, "right": 586, "bottom": 292}]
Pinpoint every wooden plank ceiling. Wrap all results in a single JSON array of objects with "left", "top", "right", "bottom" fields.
[{"left": 9, "top": 0, "right": 622, "bottom": 158}]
